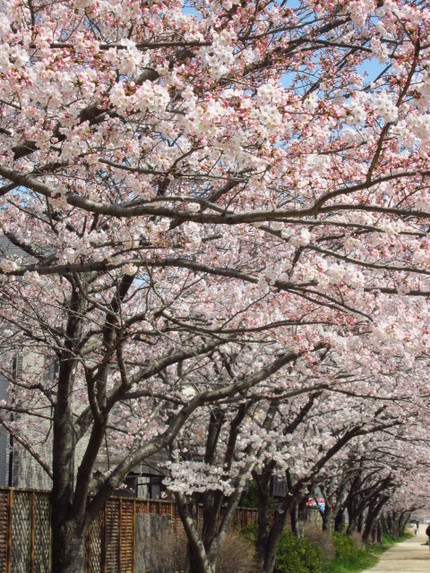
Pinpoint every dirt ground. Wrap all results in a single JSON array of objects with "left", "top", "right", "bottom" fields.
[{"left": 361, "top": 524, "right": 430, "bottom": 572}]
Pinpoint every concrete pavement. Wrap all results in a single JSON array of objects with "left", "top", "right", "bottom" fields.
[{"left": 362, "top": 524, "right": 430, "bottom": 572}]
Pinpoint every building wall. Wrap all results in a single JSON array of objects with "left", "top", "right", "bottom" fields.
[
  {"left": 0, "top": 353, "right": 52, "bottom": 489},
  {"left": 0, "top": 236, "right": 26, "bottom": 487},
  {"left": 0, "top": 236, "right": 162, "bottom": 494},
  {"left": 0, "top": 374, "right": 10, "bottom": 486}
]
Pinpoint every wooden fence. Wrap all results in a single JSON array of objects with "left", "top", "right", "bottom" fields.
[{"left": 0, "top": 487, "right": 258, "bottom": 572}]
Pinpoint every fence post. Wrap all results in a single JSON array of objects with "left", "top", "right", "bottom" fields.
[
  {"left": 6, "top": 490, "right": 13, "bottom": 573},
  {"left": 101, "top": 506, "right": 107, "bottom": 573},
  {"left": 132, "top": 499, "right": 136, "bottom": 573},
  {"left": 30, "top": 491, "right": 35, "bottom": 573},
  {"left": 118, "top": 499, "right": 122, "bottom": 572}
]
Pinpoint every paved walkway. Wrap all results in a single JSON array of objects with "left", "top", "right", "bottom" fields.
[{"left": 362, "top": 525, "right": 430, "bottom": 572}]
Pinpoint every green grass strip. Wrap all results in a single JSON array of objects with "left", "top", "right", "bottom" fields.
[{"left": 322, "top": 533, "right": 412, "bottom": 573}]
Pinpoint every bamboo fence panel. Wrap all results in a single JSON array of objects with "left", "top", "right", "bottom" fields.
[{"left": 0, "top": 487, "right": 259, "bottom": 572}]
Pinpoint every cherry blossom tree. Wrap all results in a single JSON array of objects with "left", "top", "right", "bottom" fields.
[
  {"left": 249, "top": 395, "right": 402, "bottom": 572},
  {"left": 160, "top": 346, "right": 430, "bottom": 573},
  {"left": 303, "top": 400, "right": 430, "bottom": 541},
  {"left": 1, "top": 257, "right": 319, "bottom": 573},
  {"left": 162, "top": 357, "right": 329, "bottom": 573},
  {"left": 2, "top": 0, "right": 430, "bottom": 572}
]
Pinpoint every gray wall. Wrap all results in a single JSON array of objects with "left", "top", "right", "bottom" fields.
[
  {"left": 0, "top": 374, "right": 10, "bottom": 486},
  {"left": 0, "top": 236, "right": 24, "bottom": 486},
  {"left": 0, "top": 359, "right": 52, "bottom": 490},
  {"left": 0, "top": 237, "right": 52, "bottom": 489}
]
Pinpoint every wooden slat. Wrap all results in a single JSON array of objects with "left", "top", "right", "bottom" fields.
[
  {"left": 0, "top": 490, "right": 9, "bottom": 573},
  {"left": 0, "top": 486, "right": 260, "bottom": 573},
  {"left": 6, "top": 490, "right": 12, "bottom": 573},
  {"left": 30, "top": 492, "right": 35, "bottom": 573}
]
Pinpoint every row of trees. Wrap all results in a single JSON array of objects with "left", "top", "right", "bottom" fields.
[
  {"left": 1, "top": 0, "right": 430, "bottom": 571},
  {"left": 165, "top": 370, "right": 429, "bottom": 573}
]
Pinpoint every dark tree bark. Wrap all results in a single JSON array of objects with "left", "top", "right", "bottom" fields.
[
  {"left": 319, "top": 482, "right": 335, "bottom": 532},
  {"left": 297, "top": 496, "right": 308, "bottom": 538},
  {"left": 254, "top": 463, "right": 275, "bottom": 573},
  {"left": 334, "top": 508, "right": 345, "bottom": 533},
  {"left": 290, "top": 500, "right": 299, "bottom": 535},
  {"left": 362, "top": 492, "right": 390, "bottom": 544},
  {"left": 51, "top": 283, "right": 86, "bottom": 573},
  {"left": 52, "top": 522, "right": 86, "bottom": 573}
]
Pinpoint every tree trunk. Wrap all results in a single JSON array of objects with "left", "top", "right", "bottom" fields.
[
  {"left": 322, "top": 507, "right": 333, "bottom": 532},
  {"left": 262, "top": 502, "right": 294, "bottom": 573},
  {"left": 376, "top": 520, "right": 382, "bottom": 544},
  {"left": 185, "top": 544, "right": 216, "bottom": 573},
  {"left": 347, "top": 501, "right": 362, "bottom": 536},
  {"left": 263, "top": 514, "right": 287, "bottom": 573},
  {"left": 290, "top": 502, "right": 299, "bottom": 535},
  {"left": 362, "top": 495, "right": 388, "bottom": 544},
  {"left": 334, "top": 508, "right": 345, "bottom": 532},
  {"left": 357, "top": 509, "right": 364, "bottom": 535},
  {"left": 176, "top": 492, "right": 216, "bottom": 573},
  {"left": 51, "top": 519, "right": 86, "bottom": 573},
  {"left": 201, "top": 491, "right": 223, "bottom": 550},
  {"left": 51, "top": 285, "right": 86, "bottom": 573},
  {"left": 254, "top": 469, "right": 273, "bottom": 573},
  {"left": 297, "top": 497, "right": 307, "bottom": 538},
  {"left": 347, "top": 514, "right": 357, "bottom": 535}
]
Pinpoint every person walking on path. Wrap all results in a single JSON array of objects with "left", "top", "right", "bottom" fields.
[{"left": 361, "top": 524, "right": 430, "bottom": 572}]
